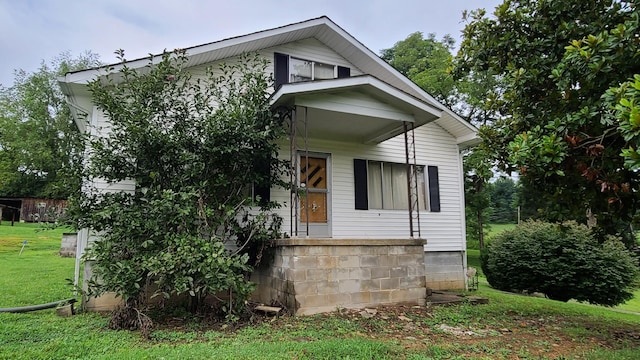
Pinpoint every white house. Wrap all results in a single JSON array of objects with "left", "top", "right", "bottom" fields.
[{"left": 60, "top": 16, "right": 478, "bottom": 315}]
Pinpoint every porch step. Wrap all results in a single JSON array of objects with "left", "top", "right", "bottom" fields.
[
  {"left": 255, "top": 305, "right": 282, "bottom": 315},
  {"left": 427, "top": 291, "right": 489, "bottom": 305}
]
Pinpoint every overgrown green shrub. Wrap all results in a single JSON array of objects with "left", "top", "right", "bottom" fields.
[
  {"left": 70, "top": 50, "right": 288, "bottom": 329},
  {"left": 481, "top": 220, "right": 639, "bottom": 306}
]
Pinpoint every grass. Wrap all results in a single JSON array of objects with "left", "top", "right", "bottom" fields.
[
  {"left": 618, "top": 293, "right": 640, "bottom": 313},
  {"left": 467, "top": 222, "right": 517, "bottom": 250},
  {"left": 486, "top": 223, "right": 517, "bottom": 238},
  {"left": 1, "top": 222, "right": 640, "bottom": 359},
  {"left": 0, "top": 222, "right": 75, "bottom": 306}
]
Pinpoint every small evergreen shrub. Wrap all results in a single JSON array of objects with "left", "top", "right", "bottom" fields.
[{"left": 481, "top": 220, "right": 639, "bottom": 306}]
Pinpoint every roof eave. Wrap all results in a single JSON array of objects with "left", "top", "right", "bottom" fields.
[{"left": 270, "top": 75, "right": 442, "bottom": 119}]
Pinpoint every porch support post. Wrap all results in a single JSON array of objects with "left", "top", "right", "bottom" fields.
[
  {"left": 304, "top": 106, "right": 310, "bottom": 237},
  {"left": 403, "top": 121, "right": 421, "bottom": 239},
  {"left": 403, "top": 122, "right": 414, "bottom": 238},
  {"left": 289, "top": 107, "right": 297, "bottom": 237}
]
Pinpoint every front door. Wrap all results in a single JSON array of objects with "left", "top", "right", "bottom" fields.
[{"left": 299, "top": 154, "right": 331, "bottom": 237}]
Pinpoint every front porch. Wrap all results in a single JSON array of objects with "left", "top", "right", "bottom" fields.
[
  {"left": 271, "top": 76, "right": 443, "bottom": 241},
  {"left": 251, "top": 238, "right": 427, "bottom": 315},
  {"left": 255, "top": 76, "right": 441, "bottom": 314}
]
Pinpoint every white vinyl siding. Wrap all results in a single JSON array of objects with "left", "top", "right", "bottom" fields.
[
  {"left": 82, "top": 38, "right": 464, "bottom": 253},
  {"left": 87, "top": 107, "right": 136, "bottom": 194}
]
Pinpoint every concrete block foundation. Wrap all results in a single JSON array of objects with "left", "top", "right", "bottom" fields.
[
  {"left": 82, "top": 260, "right": 124, "bottom": 312},
  {"left": 79, "top": 241, "right": 467, "bottom": 314},
  {"left": 252, "top": 238, "right": 427, "bottom": 315},
  {"left": 424, "top": 251, "right": 466, "bottom": 290},
  {"left": 60, "top": 232, "right": 77, "bottom": 257}
]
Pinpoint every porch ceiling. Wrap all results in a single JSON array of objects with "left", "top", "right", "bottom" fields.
[{"left": 270, "top": 76, "right": 442, "bottom": 144}]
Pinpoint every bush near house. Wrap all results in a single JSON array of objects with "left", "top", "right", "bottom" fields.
[
  {"left": 67, "top": 50, "right": 287, "bottom": 332},
  {"left": 482, "top": 220, "right": 639, "bottom": 306}
]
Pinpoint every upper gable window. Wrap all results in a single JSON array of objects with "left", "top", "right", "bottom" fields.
[
  {"left": 290, "top": 58, "right": 336, "bottom": 83},
  {"left": 274, "top": 52, "right": 350, "bottom": 88}
]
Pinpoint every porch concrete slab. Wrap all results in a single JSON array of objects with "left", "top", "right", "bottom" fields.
[{"left": 275, "top": 238, "right": 427, "bottom": 246}]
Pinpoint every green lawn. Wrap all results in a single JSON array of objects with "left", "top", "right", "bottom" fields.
[
  {"left": 618, "top": 293, "right": 640, "bottom": 313},
  {"left": 486, "top": 223, "right": 517, "bottom": 238},
  {"left": 0, "top": 222, "right": 75, "bottom": 306},
  {"left": 1, "top": 222, "right": 639, "bottom": 359},
  {"left": 467, "top": 222, "right": 517, "bottom": 250}
]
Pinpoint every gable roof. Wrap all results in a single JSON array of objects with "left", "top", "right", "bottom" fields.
[
  {"left": 60, "top": 16, "right": 478, "bottom": 147},
  {"left": 271, "top": 75, "right": 442, "bottom": 144}
]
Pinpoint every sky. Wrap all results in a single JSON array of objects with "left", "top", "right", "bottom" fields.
[{"left": 0, "top": 0, "right": 503, "bottom": 87}]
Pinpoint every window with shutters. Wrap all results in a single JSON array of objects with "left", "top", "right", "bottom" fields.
[
  {"left": 274, "top": 53, "right": 350, "bottom": 88},
  {"left": 366, "top": 161, "right": 426, "bottom": 210},
  {"left": 290, "top": 57, "right": 336, "bottom": 82},
  {"left": 354, "top": 159, "right": 440, "bottom": 212}
]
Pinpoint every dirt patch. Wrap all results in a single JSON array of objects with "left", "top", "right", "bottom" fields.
[
  {"left": 327, "top": 305, "right": 616, "bottom": 358},
  {"left": 147, "top": 302, "right": 639, "bottom": 358}
]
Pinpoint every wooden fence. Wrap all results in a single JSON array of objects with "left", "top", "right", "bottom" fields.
[
  {"left": 0, "top": 198, "right": 67, "bottom": 223},
  {"left": 20, "top": 198, "right": 67, "bottom": 222}
]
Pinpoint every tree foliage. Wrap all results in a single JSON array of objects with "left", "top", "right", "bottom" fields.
[
  {"left": 464, "top": 147, "right": 494, "bottom": 248},
  {"left": 381, "top": 33, "right": 458, "bottom": 108},
  {"left": 69, "top": 50, "right": 287, "bottom": 324},
  {"left": 455, "top": 0, "right": 640, "bottom": 244},
  {"left": 381, "top": 32, "right": 502, "bottom": 123},
  {"left": 488, "top": 177, "right": 518, "bottom": 224},
  {"left": 0, "top": 52, "right": 101, "bottom": 198},
  {"left": 585, "top": 8, "right": 640, "bottom": 170},
  {"left": 482, "top": 220, "right": 638, "bottom": 306},
  {"left": 512, "top": 176, "right": 546, "bottom": 221}
]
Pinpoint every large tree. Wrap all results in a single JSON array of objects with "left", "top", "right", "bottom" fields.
[
  {"left": 70, "top": 50, "right": 287, "bottom": 330},
  {"left": 381, "top": 33, "right": 458, "bottom": 108},
  {"left": 0, "top": 52, "right": 101, "bottom": 199},
  {"left": 463, "top": 147, "right": 494, "bottom": 249},
  {"left": 455, "top": 0, "right": 640, "bottom": 244}
]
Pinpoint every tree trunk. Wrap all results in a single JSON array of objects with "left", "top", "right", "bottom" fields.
[
  {"left": 478, "top": 209, "right": 485, "bottom": 250},
  {"left": 476, "top": 179, "right": 485, "bottom": 250}
]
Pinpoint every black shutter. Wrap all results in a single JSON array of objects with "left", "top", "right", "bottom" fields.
[
  {"left": 337, "top": 66, "right": 350, "bottom": 78},
  {"left": 354, "top": 159, "right": 368, "bottom": 210},
  {"left": 254, "top": 158, "right": 271, "bottom": 205},
  {"left": 274, "top": 53, "right": 289, "bottom": 89},
  {"left": 427, "top": 166, "right": 440, "bottom": 212}
]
